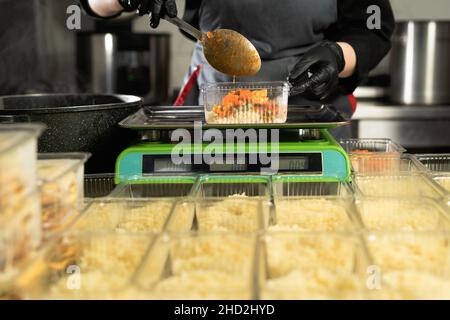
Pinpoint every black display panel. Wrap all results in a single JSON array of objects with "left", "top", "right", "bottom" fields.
[{"left": 142, "top": 153, "right": 322, "bottom": 174}]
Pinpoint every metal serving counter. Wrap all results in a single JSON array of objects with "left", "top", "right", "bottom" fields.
[{"left": 352, "top": 100, "right": 450, "bottom": 151}]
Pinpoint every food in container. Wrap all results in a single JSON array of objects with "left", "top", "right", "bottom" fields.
[
  {"left": 0, "top": 124, "right": 43, "bottom": 215},
  {"left": 135, "top": 233, "right": 255, "bottom": 299},
  {"left": 356, "top": 198, "right": 450, "bottom": 231},
  {"left": 202, "top": 82, "right": 289, "bottom": 124},
  {"left": 260, "top": 233, "right": 366, "bottom": 299},
  {"left": 273, "top": 198, "right": 354, "bottom": 231},
  {"left": 0, "top": 192, "right": 41, "bottom": 286},
  {"left": 74, "top": 199, "right": 175, "bottom": 233},
  {"left": 353, "top": 174, "right": 444, "bottom": 198},
  {"left": 366, "top": 233, "right": 449, "bottom": 275},
  {"left": 370, "top": 271, "right": 450, "bottom": 300},
  {"left": 37, "top": 153, "right": 89, "bottom": 237},
  {"left": 339, "top": 139, "right": 406, "bottom": 174},
  {"left": 366, "top": 233, "right": 450, "bottom": 300},
  {"left": 196, "top": 195, "right": 268, "bottom": 232},
  {"left": 15, "top": 233, "right": 152, "bottom": 299}
]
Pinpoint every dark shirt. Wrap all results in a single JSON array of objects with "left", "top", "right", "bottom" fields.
[{"left": 79, "top": 0, "right": 395, "bottom": 93}]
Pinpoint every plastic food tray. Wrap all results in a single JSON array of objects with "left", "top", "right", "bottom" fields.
[
  {"left": 0, "top": 124, "right": 44, "bottom": 214},
  {"left": 355, "top": 197, "right": 450, "bottom": 232},
  {"left": 73, "top": 198, "right": 178, "bottom": 233},
  {"left": 202, "top": 82, "right": 289, "bottom": 124},
  {"left": 134, "top": 233, "right": 257, "bottom": 299},
  {"left": 258, "top": 232, "right": 369, "bottom": 299},
  {"left": 349, "top": 154, "right": 425, "bottom": 175},
  {"left": 14, "top": 232, "right": 155, "bottom": 299},
  {"left": 353, "top": 173, "right": 445, "bottom": 199},
  {"left": 414, "top": 154, "right": 450, "bottom": 173},
  {"left": 193, "top": 175, "right": 271, "bottom": 198},
  {"left": 38, "top": 153, "right": 89, "bottom": 237}
]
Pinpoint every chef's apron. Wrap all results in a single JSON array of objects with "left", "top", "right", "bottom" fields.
[{"left": 182, "top": 0, "right": 354, "bottom": 137}]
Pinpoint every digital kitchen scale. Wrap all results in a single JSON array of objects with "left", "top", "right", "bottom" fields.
[{"left": 116, "top": 105, "right": 352, "bottom": 183}]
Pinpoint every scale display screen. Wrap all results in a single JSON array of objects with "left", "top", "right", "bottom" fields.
[{"left": 142, "top": 153, "right": 322, "bottom": 174}]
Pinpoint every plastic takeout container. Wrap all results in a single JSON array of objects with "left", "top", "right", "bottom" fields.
[{"left": 202, "top": 82, "right": 289, "bottom": 124}]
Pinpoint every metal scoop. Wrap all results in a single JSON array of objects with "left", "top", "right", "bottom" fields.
[{"left": 164, "top": 16, "right": 261, "bottom": 77}]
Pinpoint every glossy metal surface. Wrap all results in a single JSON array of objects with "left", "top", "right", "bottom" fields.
[{"left": 390, "top": 21, "right": 450, "bottom": 105}]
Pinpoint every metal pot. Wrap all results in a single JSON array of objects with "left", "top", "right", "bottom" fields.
[
  {"left": 390, "top": 21, "right": 450, "bottom": 105},
  {"left": 0, "top": 94, "right": 141, "bottom": 173}
]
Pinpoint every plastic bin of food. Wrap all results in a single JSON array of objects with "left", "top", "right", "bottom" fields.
[
  {"left": 134, "top": 233, "right": 256, "bottom": 299},
  {"left": 271, "top": 178, "right": 353, "bottom": 198},
  {"left": 0, "top": 191, "right": 41, "bottom": 290},
  {"left": 349, "top": 154, "right": 424, "bottom": 175},
  {"left": 270, "top": 179, "right": 357, "bottom": 231},
  {"left": 339, "top": 139, "right": 406, "bottom": 173},
  {"left": 194, "top": 175, "right": 270, "bottom": 198},
  {"left": 365, "top": 232, "right": 450, "bottom": 299},
  {"left": 356, "top": 197, "right": 450, "bottom": 232},
  {"left": 0, "top": 124, "right": 44, "bottom": 214},
  {"left": 73, "top": 198, "right": 177, "bottom": 233},
  {"left": 111, "top": 175, "right": 197, "bottom": 199},
  {"left": 37, "top": 153, "right": 89, "bottom": 237},
  {"left": 195, "top": 196, "right": 270, "bottom": 233},
  {"left": 353, "top": 173, "right": 445, "bottom": 199},
  {"left": 14, "top": 232, "right": 154, "bottom": 299},
  {"left": 414, "top": 154, "right": 450, "bottom": 173},
  {"left": 202, "top": 82, "right": 289, "bottom": 124},
  {"left": 258, "top": 232, "right": 368, "bottom": 299}
]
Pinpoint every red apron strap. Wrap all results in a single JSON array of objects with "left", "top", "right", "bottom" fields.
[{"left": 347, "top": 94, "right": 357, "bottom": 114}]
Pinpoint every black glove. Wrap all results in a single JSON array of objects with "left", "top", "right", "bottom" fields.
[
  {"left": 121, "top": 0, "right": 177, "bottom": 28},
  {"left": 288, "top": 41, "right": 345, "bottom": 100}
]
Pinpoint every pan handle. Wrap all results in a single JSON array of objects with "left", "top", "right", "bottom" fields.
[{"left": 0, "top": 114, "right": 31, "bottom": 123}]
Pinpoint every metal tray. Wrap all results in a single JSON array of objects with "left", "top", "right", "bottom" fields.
[{"left": 119, "top": 105, "right": 350, "bottom": 130}]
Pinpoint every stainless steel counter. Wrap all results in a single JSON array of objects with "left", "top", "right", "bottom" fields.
[{"left": 351, "top": 100, "right": 450, "bottom": 151}]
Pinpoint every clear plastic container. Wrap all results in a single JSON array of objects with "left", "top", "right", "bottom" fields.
[
  {"left": 271, "top": 179, "right": 353, "bottom": 198},
  {"left": 134, "top": 233, "right": 257, "bottom": 299},
  {"left": 73, "top": 198, "right": 177, "bottom": 233},
  {"left": 365, "top": 232, "right": 450, "bottom": 299},
  {"left": 195, "top": 197, "right": 270, "bottom": 233},
  {"left": 111, "top": 175, "right": 197, "bottom": 199},
  {"left": 14, "top": 232, "right": 154, "bottom": 299},
  {"left": 0, "top": 191, "right": 41, "bottom": 289},
  {"left": 355, "top": 197, "right": 450, "bottom": 231},
  {"left": 194, "top": 175, "right": 270, "bottom": 198},
  {"left": 414, "top": 154, "right": 450, "bottom": 173},
  {"left": 353, "top": 173, "right": 445, "bottom": 199},
  {"left": 202, "top": 82, "right": 289, "bottom": 124},
  {"left": 349, "top": 154, "right": 425, "bottom": 175},
  {"left": 270, "top": 180, "right": 358, "bottom": 232},
  {"left": 339, "top": 138, "right": 406, "bottom": 155},
  {"left": 258, "top": 232, "right": 368, "bottom": 299},
  {"left": 0, "top": 124, "right": 44, "bottom": 214},
  {"left": 339, "top": 139, "right": 406, "bottom": 174},
  {"left": 37, "top": 153, "right": 89, "bottom": 237}
]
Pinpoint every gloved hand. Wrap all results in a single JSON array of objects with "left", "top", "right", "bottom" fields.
[
  {"left": 288, "top": 41, "right": 346, "bottom": 100},
  {"left": 118, "top": 0, "right": 177, "bottom": 28}
]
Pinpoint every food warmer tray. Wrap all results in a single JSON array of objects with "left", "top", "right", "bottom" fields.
[{"left": 119, "top": 105, "right": 351, "bottom": 130}]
